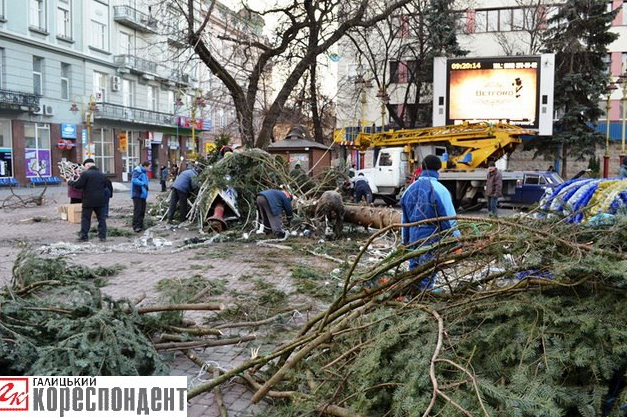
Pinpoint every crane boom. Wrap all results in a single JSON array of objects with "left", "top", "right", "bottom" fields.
[{"left": 334, "top": 122, "right": 533, "bottom": 169}]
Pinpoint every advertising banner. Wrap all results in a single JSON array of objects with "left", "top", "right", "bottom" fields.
[
  {"left": 118, "top": 132, "right": 128, "bottom": 152},
  {"left": 446, "top": 56, "right": 541, "bottom": 129},
  {"left": 0, "top": 148, "right": 12, "bottom": 177},
  {"left": 25, "top": 149, "right": 51, "bottom": 177}
]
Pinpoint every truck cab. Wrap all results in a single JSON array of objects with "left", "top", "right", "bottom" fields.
[{"left": 355, "top": 147, "right": 408, "bottom": 202}]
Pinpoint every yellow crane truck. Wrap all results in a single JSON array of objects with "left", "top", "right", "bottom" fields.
[{"left": 335, "top": 122, "right": 563, "bottom": 209}]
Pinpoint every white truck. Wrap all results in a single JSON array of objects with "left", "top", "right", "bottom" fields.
[{"left": 337, "top": 123, "right": 563, "bottom": 209}]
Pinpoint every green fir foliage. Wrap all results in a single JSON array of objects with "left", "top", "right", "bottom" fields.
[
  {"left": 260, "top": 216, "right": 627, "bottom": 416},
  {"left": 0, "top": 250, "right": 167, "bottom": 376}
]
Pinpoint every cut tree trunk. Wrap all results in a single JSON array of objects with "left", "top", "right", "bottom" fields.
[{"left": 343, "top": 205, "right": 401, "bottom": 229}]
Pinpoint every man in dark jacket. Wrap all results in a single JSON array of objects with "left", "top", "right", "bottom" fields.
[
  {"left": 256, "top": 188, "right": 293, "bottom": 238},
  {"left": 160, "top": 165, "right": 169, "bottom": 192},
  {"left": 353, "top": 173, "right": 373, "bottom": 204},
  {"left": 68, "top": 158, "right": 107, "bottom": 242},
  {"left": 166, "top": 164, "right": 198, "bottom": 223},
  {"left": 485, "top": 162, "right": 503, "bottom": 216}
]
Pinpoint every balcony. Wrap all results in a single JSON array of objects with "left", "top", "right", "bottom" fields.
[
  {"left": 114, "top": 55, "right": 159, "bottom": 77},
  {"left": 94, "top": 102, "right": 175, "bottom": 128},
  {"left": 0, "top": 89, "right": 40, "bottom": 112},
  {"left": 164, "top": 24, "right": 187, "bottom": 48},
  {"left": 113, "top": 6, "right": 158, "bottom": 34}
]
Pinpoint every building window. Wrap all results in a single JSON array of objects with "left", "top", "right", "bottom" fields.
[
  {"left": 167, "top": 90, "right": 175, "bottom": 113},
  {"left": 127, "top": 132, "right": 139, "bottom": 166},
  {"left": 487, "top": 9, "right": 499, "bottom": 31},
  {"left": 0, "top": 0, "right": 5, "bottom": 20},
  {"left": 57, "top": 0, "right": 71, "bottom": 39},
  {"left": 89, "top": 0, "right": 109, "bottom": 50},
  {"left": 29, "top": 0, "right": 46, "bottom": 30},
  {"left": 0, "top": 119, "right": 8, "bottom": 149},
  {"left": 499, "top": 8, "right": 513, "bottom": 31},
  {"left": 512, "top": 8, "right": 526, "bottom": 31},
  {"left": 474, "top": 10, "right": 487, "bottom": 33},
  {"left": 119, "top": 31, "right": 132, "bottom": 55},
  {"left": 0, "top": 49, "right": 4, "bottom": 88},
  {"left": 123, "top": 79, "right": 134, "bottom": 107},
  {"left": 147, "top": 86, "right": 158, "bottom": 111},
  {"left": 603, "top": 53, "right": 611, "bottom": 75},
  {"left": 33, "top": 57, "right": 43, "bottom": 96},
  {"left": 24, "top": 123, "right": 51, "bottom": 178},
  {"left": 60, "top": 63, "right": 70, "bottom": 100},
  {"left": 92, "top": 128, "right": 114, "bottom": 174},
  {"left": 93, "top": 71, "right": 106, "bottom": 102},
  {"left": 0, "top": 119, "right": 12, "bottom": 178},
  {"left": 346, "top": 63, "right": 364, "bottom": 83},
  {"left": 91, "top": 20, "right": 107, "bottom": 49},
  {"left": 389, "top": 61, "right": 399, "bottom": 83}
]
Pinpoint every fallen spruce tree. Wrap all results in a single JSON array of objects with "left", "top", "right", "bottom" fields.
[
  {"left": 186, "top": 149, "right": 347, "bottom": 231},
  {"left": 187, "top": 215, "right": 627, "bottom": 417},
  {"left": 0, "top": 251, "right": 168, "bottom": 375},
  {"left": 0, "top": 250, "right": 248, "bottom": 376}
]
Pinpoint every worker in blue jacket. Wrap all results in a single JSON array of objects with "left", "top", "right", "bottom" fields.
[
  {"left": 256, "top": 188, "right": 293, "bottom": 239},
  {"left": 400, "top": 154, "right": 460, "bottom": 290},
  {"left": 167, "top": 164, "right": 199, "bottom": 223},
  {"left": 131, "top": 161, "right": 150, "bottom": 232}
]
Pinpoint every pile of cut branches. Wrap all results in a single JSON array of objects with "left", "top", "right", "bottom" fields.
[
  {"left": 187, "top": 215, "right": 627, "bottom": 417},
  {"left": 0, "top": 250, "right": 167, "bottom": 376},
  {"left": 189, "top": 149, "right": 346, "bottom": 229},
  {"left": 0, "top": 250, "right": 253, "bottom": 376}
]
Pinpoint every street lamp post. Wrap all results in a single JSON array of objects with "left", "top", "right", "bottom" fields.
[
  {"left": 619, "top": 74, "right": 627, "bottom": 167},
  {"left": 604, "top": 82, "right": 617, "bottom": 178},
  {"left": 191, "top": 91, "right": 205, "bottom": 154},
  {"left": 174, "top": 90, "right": 205, "bottom": 156},
  {"left": 376, "top": 88, "right": 389, "bottom": 132},
  {"left": 70, "top": 95, "right": 98, "bottom": 160},
  {"left": 354, "top": 75, "right": 373, "bottom": 133}
]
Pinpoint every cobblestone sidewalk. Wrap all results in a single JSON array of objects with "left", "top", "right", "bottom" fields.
[{"left": 0, "top": 182, "right": 333, "bottom": 416}]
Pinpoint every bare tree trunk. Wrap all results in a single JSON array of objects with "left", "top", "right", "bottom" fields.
[
  {"left": 184, "top": 0, "right": 415, "bottom": 149},
  {"left": 310, "top": 63, "right": 323, "bottom": 143}
]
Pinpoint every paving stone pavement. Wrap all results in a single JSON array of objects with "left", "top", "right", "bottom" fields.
[{"left": 0, "top": 181, "right": 335, "bottom": 416}]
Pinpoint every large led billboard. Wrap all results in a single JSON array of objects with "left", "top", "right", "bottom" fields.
[{"left": 433, "top": 55, "right": 554, "bottom": 135}]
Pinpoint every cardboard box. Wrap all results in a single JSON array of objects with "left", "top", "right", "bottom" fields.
[{"left": 67, "top": 203, "right": 82, "bottom": 224}]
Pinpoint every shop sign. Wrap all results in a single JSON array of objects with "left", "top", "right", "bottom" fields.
[{"left": 61, "top": 123, "right": 77, "bottom": 139}]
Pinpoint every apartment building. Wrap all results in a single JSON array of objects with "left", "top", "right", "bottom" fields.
[{"left": 0, "top": 0, "right": 263, "bottom": 183}]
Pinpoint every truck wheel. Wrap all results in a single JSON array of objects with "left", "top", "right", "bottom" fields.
[
  {"left": 457, "top": 196, "right": 482, "bottom": 212},
  {"left": 381, "top": 196, "right": 398, "bottom": 206}
]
